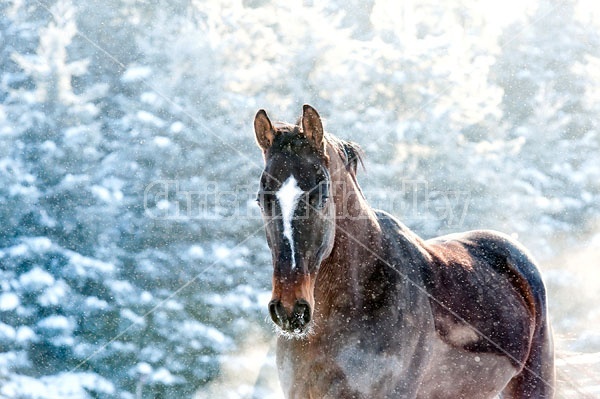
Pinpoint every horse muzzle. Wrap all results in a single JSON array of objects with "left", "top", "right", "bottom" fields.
[{"left": 269, "top": 298, "right": 312, "bottom": 334}]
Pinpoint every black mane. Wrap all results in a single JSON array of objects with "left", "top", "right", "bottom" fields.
[{"left": 325, "top": 133, "right": 364, "bottom": 175}]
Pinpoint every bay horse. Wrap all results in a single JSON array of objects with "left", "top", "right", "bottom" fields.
[{"left": 254, "top": 104, "right": 554, "bottom": 398}]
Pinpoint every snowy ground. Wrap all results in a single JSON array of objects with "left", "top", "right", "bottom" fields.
[
  {"left": 197, "top": 336, "right": 600, "bottom": 398},
  {"left": 547, "top": 235, "right": 600, "bottom": 398},
  {"left": 556, "top": 350, "right": 600, "bottom": 398}
]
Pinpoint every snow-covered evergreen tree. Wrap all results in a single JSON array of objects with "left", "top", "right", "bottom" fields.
[
  {"left": 4, "top": 0, "right": 106, "bottom": 252},
  {"left": 491, "top": 0, "right": 600, "bottom": 252}
]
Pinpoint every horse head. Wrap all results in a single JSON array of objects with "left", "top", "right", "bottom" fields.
[{"left": 254, "top": 105, "right": 336, "bottom": 337}]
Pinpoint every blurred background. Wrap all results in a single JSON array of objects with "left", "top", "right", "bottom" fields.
[{"left": 1, "top": 0, "right": 599, "bottom": 397}]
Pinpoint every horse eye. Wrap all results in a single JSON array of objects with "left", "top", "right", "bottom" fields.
[
  {"left": 319, "top": 195, "right": 329, "bottom": 209},
  {"left": 256, "top": 192, "right": 266, "bottom": 207},
  {"left": 311, "top": 194, "right": 329, "bottom": 210}
]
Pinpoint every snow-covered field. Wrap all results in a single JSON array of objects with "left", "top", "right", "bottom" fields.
[
  {"left": 197, "top": 337, "right": 600, "bottom": 398},
  {"left": 547, "top": 236, "right": 600, "bottom": 398},
  {"left": 556, "top": 350, "right": 600, "bottom": 398}
]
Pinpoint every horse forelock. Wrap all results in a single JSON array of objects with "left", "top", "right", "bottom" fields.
[
  {"left": 269, "top": 120, "right": 364, "bottom": 177},
  {"left": 273, "top": 121, "right": 297, "bottom": 132}
]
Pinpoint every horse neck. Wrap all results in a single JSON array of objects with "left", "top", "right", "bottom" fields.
[
  {"left": 331, "top": 174, "right": 379, "bottom": 252},
  {"left": 327, "top": 143, "right": 377, "bottom": 228},
  {"left": 316, "top": 151, "right": 383, "bottom": 306}
]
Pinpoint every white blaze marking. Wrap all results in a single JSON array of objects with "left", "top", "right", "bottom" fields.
[{"left": 276, "top": 176, "right": 304, "bottom": 269}]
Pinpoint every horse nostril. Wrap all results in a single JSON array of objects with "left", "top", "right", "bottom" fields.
[
  {"left": 292, "top": 299, "right": 311, "bottom": 328},
  {"left": 269, "top": 300, "right": 287, "bottom": 327},
  {"left": 269, "top": 299, "right": 311, "bottom": 332}
]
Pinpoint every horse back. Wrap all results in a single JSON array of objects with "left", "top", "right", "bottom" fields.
[{"left": 423, "top": 230, "right": 548, "bottom": 369}]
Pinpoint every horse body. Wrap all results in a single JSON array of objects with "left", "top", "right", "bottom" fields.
[{"left": 254, "top": 105, "right": 554, "bottom": 398}]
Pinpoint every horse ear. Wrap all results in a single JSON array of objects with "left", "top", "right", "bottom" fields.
[
  {"left": 254, "top": 109, "right": 275, "bottom": 151},
  {"left": 302, "top": 104, "right": 324, "bottom": 150}
]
